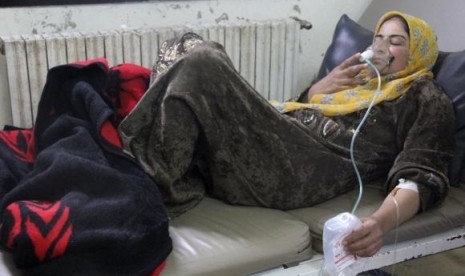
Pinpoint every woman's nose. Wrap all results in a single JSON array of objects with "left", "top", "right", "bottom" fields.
[{"left": 373, "top": 39, "right": 390, "bottom": 54}]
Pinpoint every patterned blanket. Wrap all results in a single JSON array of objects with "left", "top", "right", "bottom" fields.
[{"left": 0, "top": 58, "right": 171, "bottom": 275}]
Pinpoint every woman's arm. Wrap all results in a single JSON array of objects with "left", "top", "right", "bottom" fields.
[
  {"left": 306, "top": 53, "right": 368, "bottom": 100},
  {"left": 342, "top": 80, "right": 455, "bottom": 257},
  {"left": 342, "top": 188, "right": 420, "bottom": 257}
]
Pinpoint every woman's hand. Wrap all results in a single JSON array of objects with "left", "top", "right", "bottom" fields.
[
  {"left": 342, "top": 216, "right": 384, "bottom": 257},
  {"left": 307, "top": 53, "right": 368, "bottom": 101},
  {"left": 341, "top": 188, "right": 421, "bottom": 258}
]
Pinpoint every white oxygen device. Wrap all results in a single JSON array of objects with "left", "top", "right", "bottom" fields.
[
  {"left": 359, "top": 48, "right": 374, "bottom": 62},
  {"left": 322, "top": 212, "right": 365, "bottom": 276}
]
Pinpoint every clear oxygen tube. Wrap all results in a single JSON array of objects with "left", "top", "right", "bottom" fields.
[
  {"left": 350, "top": 38, "right": 391, "bottom": 214},
  {"left": 320, "top": 40, "right": 393, "bottom": 276}
]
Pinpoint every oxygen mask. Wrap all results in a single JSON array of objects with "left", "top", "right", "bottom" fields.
[{"left": 359, "top": 38, "right": 392, "bottom": 73}]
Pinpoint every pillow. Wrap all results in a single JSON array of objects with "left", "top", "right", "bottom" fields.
[
  {"left": 433, "top": 50, "right": 465, "bottom": 186},
  {"left": 315, "top": 14, "right": 373, "bottom": 81},
  {"left": 317, "top": 14, "right": 465, "bottom": 187}
]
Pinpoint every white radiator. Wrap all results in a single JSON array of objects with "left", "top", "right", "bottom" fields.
[{"left": 0, "top": 19, "right": 302, "bottom": 128}]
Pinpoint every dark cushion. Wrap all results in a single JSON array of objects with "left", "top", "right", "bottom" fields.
[
  {"left": 433, "top": 50, "right": 465, "bottom": 186},
  {"left": 316, "top": 14, "right": 465, "bottom": 187},
  {"left": 315, "top": 14, "right": 372, "bottom": 81},
  {"left": 433, "top": 51, "right": 465, "bottom": 130}
]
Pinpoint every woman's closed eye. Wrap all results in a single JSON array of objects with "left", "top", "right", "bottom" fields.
[{"left": 374, "top": 35, "right": 407, "bottom": 47}]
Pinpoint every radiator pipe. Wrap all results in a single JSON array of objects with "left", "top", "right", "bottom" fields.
[{"left": 290, "top": 16, "right": 312, "bottom": 30}]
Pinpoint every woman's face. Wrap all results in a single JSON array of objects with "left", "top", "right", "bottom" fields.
[{"left": 374, "top": 17, "right": 410, "bottom": 75}]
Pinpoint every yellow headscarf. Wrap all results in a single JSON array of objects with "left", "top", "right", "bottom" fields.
[{"left": 274, "top": 11, "right": 438, "bottom": 116}]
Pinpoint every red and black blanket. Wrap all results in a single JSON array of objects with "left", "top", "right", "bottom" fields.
[{"left": 0, "top": 58, "right": 172, "bottom": 275}]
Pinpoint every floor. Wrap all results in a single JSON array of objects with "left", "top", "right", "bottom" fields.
[{"left": 379, "top": 246, "right": 465, "bottom": 276}]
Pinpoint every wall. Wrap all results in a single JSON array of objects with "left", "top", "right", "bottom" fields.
[
  {"left": 0, "top": 0, "right": 372, "bottom": 128},
  {"left": 359, "top": 0, "right": 465, "bottom": 52}
]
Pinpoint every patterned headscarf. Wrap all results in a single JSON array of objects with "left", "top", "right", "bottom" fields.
[{"left": 274, "top": 11, "right": 438, "bottom": 116}]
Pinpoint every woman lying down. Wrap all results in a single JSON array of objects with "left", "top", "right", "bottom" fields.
[{"left": 118, "top": 11, "right": 455, "bottom": 257}]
